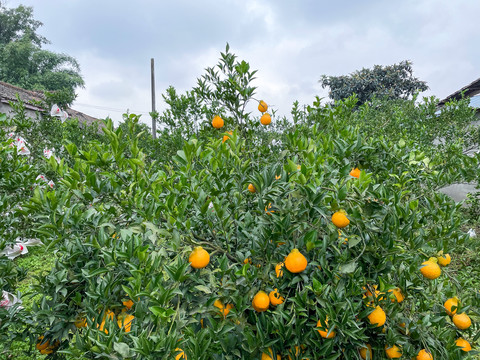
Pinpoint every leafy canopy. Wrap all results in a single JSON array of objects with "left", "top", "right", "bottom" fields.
[
  {"left": 320, "top": 60, "right": 428, "bottom": 105},
  {"left": 0, "top": 3, "right": 84, "bottom": 106}
]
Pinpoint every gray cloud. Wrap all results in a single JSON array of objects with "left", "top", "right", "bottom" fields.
[{"left": 5, "top": 0, "right": 480, "bottom": 124}]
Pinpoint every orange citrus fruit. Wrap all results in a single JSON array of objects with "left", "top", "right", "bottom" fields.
[
  {"left": 252, "top": 290, "right": 270, "bottom": 312},
  {"left": 189, "top": 246, "right": 210, "bottom": 269},
  {"left": 117, "top": 313, "right": 134, "bottom": 333},
  {"left": 74, "top": 317, "right": 87, "bottom": 328},
  {"left": 248, "top": 183, "right": 256, "bottom": 193},
  {"left": 269, "top": 289, "right": 284, "bottom": 306},
  {"left": 317, "top": 317, "right": 335, "bottom": 339},
  {"left": 455, "top": 338, "right": 472, "bottom": 352},
  {"left": 214, "top": 299, "right": 233, "bottom": 317},
  {"left": 212, "top": 115, "right": 224, "bottom": 129},
  {"left": 175, "top": 348, "right": 187, "bottom": 359},
  {"left": 262, "top": 347, "right": 280, "bottom": 360},
  {"left": 222, "top": 131, "right": 233, "bottom": 143},
  {"left": 285, "top": 248, "right": 307, "bottom": 273},
  {"left": 265, "top": 203, "right": 275, "bottom": 215},
  {"left": 260, "top": 113, "right": 271, "bottom": 125},
  {"left": 123, "top": 299, "right": 134, "bottom": 309},
  {"left": 331, "top": 211, "right": 350, "bottom": 228},
  {"left": 452, "top": 312, "right": 471, "bottom": 329},
  {"left": 367, "top": 305, "right": 386, "bottom": 327},
  {"left": 36, "top": 336, "right": 50, "bottom": 351},
  {"left": 385, "top": 345, "right": 402, "bottom": 359},
  {"left": 416, "top": 349, "right": 433, "bottom": 360},
  {"left": 444, "top": 297, "right": 459, "bottom": 316},
  {"left": 350, "top": 167, "right": 361, "bottom": 178},
  {"left": 258, "top": 100, "right": 268, "bottom": 113},
  {"left": 359, "top": 344, "right": 372, "bottom": 359},
  {"left": 437, "top": 253, "right": 451, "bottom": 266},
  {"left": 420, "top": 259, "right": 441, "bottom": 279},
  {"left": 96, "top": 310, "right": 114, "bottom": 334},
  {"left": 388, "top": 288, "right": 404, "bottom": 303},
  {"left": 275, "top": 262, "right": 284, "bottom": 277}
]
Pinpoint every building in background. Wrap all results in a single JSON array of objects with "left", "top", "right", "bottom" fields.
[{"left": 0, "top": 81, "right": 101, "bottom": 128}]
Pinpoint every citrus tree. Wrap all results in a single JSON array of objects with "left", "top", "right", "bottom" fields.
[{"left": 1, "top": 48, "right": 479, "bottom": 360}]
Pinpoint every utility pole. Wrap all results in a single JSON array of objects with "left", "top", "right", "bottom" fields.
[{"left": 151, "top": 58, "right": 157, "bottom": 139}]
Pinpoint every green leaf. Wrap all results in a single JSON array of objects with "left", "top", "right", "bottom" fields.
[
  {"left": 114, "top": 342, "right": 132, "bottom": 357},
  {"left": 149, "top": 306, "right": 176, "bottom": 319},
  {"left": 194, "top": 285, "right": 212, "bottom": 294},
  {"left": 338, "top": 184, "right": 347, "bottom": 200},
  {"left": 339, "top": 261, "right": 357, "bottom": 274},
  {"left": 348, "top": 236, "right": 362, "bottom": 249}
]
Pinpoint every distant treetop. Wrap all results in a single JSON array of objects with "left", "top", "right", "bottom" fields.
[{"left": 320, "top": 60, "right": 428, "bottom": 106}]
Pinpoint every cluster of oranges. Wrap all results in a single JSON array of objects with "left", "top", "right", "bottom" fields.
[
  {"left": 211, "top": 100, "right": 272, "bottom": 136},
  {"left": 186, "top": 165, "right": 475, "bottom": 359},
  {"left": 35, "top": 336, "right": 60, "bottom": 355}
]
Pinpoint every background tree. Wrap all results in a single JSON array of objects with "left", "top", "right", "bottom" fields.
[
  {"left": 0, "top": 3, "right": 47, "bottom": 46},
  {"left": 320, "top": 60, "right": 428, "bottom": 105},
  {"left": 0, "top": 3, "right": 84, "bottom": 106}
]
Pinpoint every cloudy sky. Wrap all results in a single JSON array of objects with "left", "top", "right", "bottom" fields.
[{"left": 5, "top": 0, "right": 480, "bottom": 126}]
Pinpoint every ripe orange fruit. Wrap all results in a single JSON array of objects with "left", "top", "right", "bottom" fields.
[
  {"left": 285, "top": 248, "right": 307, "bottom": 273},
  {"left": 388, "top": 288, "right": 405, "bottom": 303},
  {"left": 248, "top": 183, "right": 256, "bottom": 193},
  {"left": 363, "top": 284, "right": 383, "bottom": 300},
  {"left": 452, "top": 312, "right": 471, "bottom": 329},
  {"left": 74, "top": 316, "right": 87, "bottom": 328},
  {"left": 117, "top": 313, "right": 134, "bottom": 333},
  {"left": 437, "top": 253, "right": 451, "bottom": 266},
  {"left": 385, "top": 345, "right": 402, "bottom": 358},
  {"left": 359, "top": 344, "right": 372, "bottom": 359},
  {"left": 265, "top": 203, "right": 276, "bottom": 215},
  {"left": 258, "top": 100, "right": 268, "bottom": 113},
  {"left": 214, "top": 299, "right": 233, "bottom": 317},
  {"left": 252, "top": 290, "right": 270, "bottom": 312},
  {"left": 350, "top": 167, "right": 361, "bottom": 178},
  {"left": 367, "top": 305, "right": 386, "bottom": 327},
  {"left": 175, "top": 348, "right": 187, "bottom": 359},
  {"left": 244, "top": 257, "right": 252, "bottom": 264},
  {"left": 96, "top": 310, "right": 114, "bottom": 334},
  {"left": 416, "top": 349, "right": 433, "bottom": 360},
  {"left": 123, "top": 299, "right": 134, "bottom": 309},
  {"left": 331, "top": 211, "right": 350, "bottom": 228},
  {"left": 420, "top": 258, "right": 441, "bottom": 279},
  {"left": 269, "top": 289, "right": 284, "bottom": 306},
  {"left": 444, "top": 297, "right": 459, "bottom": 316},
  {"left": 189, "top": 246, "right": 210, "bottom": 269},
  {"left": 222, "top": 131, "right": 233, "bottom": 143},
  {"left": 317, "top": 317, "right": 335, "bottom": 338},
  {"left": 455, "top": 338, "right": 472, "bottom": 352},
  {"left": 260, "top": 113, "right": 271, "bottom": 125},
  {"left": 262, "top": 347, "right": 280, "bottom": 360},
  {"left": 287, "top": 346, "right": 306, "bottom": 360},
  {"left": 212, "top": 115, "right": 224, "bottom": 129},
  {"left": 36, "top": 336, "right": 50, "bottom": 351},
  {"left": 275, "top": 262, "right": 284, "bottom": 277}
]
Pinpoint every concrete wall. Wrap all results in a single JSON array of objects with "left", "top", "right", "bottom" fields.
[{"left": 0, "top": 101, "right": 42, "bottom": 120}]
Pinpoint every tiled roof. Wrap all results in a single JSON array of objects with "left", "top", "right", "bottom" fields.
[
  {"left": 0, "top": 81, "right": 103, "bottom": 128},
  {"left": 438, "top": 77, "right": 480, "bottom": 106},
  {"left": 0, "top": 81, "right": 45, "bottom": 111}
]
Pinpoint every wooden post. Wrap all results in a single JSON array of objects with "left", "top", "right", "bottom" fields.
[{"left": 151, "top": 58, "right": 157, "bottom": 139}]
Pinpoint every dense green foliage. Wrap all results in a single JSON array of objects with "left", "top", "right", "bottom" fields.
[
  {"left": 0, "top": 3, "right": 84, "bottom": 106},
  {"left": 320, "top": 61, "right": 428, "bottom": 106},
  {"left": 1, "top": 47, "right": 479, "bottom": 360}
]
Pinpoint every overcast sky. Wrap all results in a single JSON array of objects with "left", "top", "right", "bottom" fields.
[{"left": 5, "top": 0, "right": 480, "bottom": 126}]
